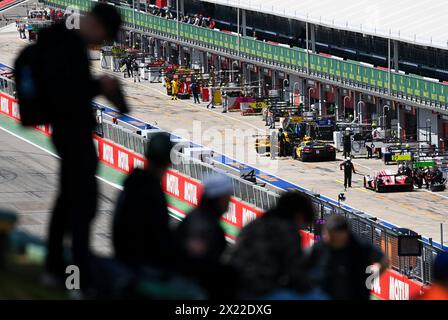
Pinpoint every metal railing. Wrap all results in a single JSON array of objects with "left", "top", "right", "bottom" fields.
[
  {"left": 0, "top": 75, "right": 16, "bottom": 98},
  {"left": 97, "top": 119, "right": 442, "bottom": 285},
  {"left": 101, "top": 120, "right": 146, "bottom": 155},
  {"left": 0, "top": 58, "right": 442, "bottom": 287}
]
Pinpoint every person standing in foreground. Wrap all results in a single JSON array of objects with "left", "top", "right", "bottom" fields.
[
  {"left": 229, "top": 191, "right": 320, "bottom": 299},
  {"left": 174, "top": 174, "right": 234, "bottom": 299},
  {"left": 113, "top": 133, "right": 174, "bottom": 270},
  {"left": 306, "top": 215, "right": 389, "bottom": 300},
  {"left": 34, "top": 4, "right": 128, "bottom": 291}
]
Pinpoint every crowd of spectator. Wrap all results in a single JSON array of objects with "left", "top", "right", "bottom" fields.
[{"left": 147, "top": 6, "right": 216, "bottom": 29}]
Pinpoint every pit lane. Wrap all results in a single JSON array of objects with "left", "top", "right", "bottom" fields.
[{"left": 0, "top": 25, "right": 447, "bottom": 242}]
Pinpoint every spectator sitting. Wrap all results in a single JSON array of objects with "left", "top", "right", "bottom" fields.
[
  {"left": 112, "top": 133, "right": 174, "bottom": 271},
  {"left": 174, "top": 174, "right": 235, "bottom": 299},
  {"left": 305, "top": 215, "right": 389, "bottom": 300},
  {"left": 229, "top": 191, "right": 319, "bottom": 299}
]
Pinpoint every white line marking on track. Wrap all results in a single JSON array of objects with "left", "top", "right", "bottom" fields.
[
  {"left": 420, "top": 188, "right": 448, "bottom": 200},
  {"left": 0, "top": 0, "right": 29, "bottom": 14},
  {"left": 0, "top": 125, "right": 124, "bottom": 191}
]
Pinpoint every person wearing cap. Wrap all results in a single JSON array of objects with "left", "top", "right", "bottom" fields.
[
  {"left": 113, "top": 133, "right": 174, "bottom": 271},
  {"left": 174, "top": 174, "right": 234, "bottom": 299},
  {"left": 417, "top": 251, "right": 448, "bottom": 300},
  {"left": 339, "top": 157, "right": 356, "bottom": 190},
  {"left": 305, "top": 215, "right": 388, "bottom": 300},
  {"left": 229, "top": 191, "right": 318, "bottom": 299},
  {"left": 38, "top": 3, "right": 127, "bottom": 292}
]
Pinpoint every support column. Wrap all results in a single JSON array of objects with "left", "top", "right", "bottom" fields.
[
  {"left": 393, "top": 40, "right": 399, "bottom": 72},
  {"left": 179, "top": 0, "right": 184, "bottom": 16},
  {"left": 271, "top": 70, "right": 277, "bottom": 90},
  {"left": 203, "top": 52, "right": 209, "bottom": 73},
  {"left": 258, "top": 68, "right": 262, "bottom": 97},
  {"left": 179, "top": 46, "right": 185, "bottom": 66},
  {"left": 310, "top": 24, "right": 316, "bottom": 53},
  {"left": 396, "top": 104, "right": 401, "bottom": 140},
  {"left": 335, "top": 87, "right": 340, "bottom": 121},
  {"left": 318, "top": 82, "right": 324, "bottom": 116},
  {"left": 241, "top": 9, "right": 247, "bottom": 36},
  {"left": 165, "top": 43, "right": 171, "bottom": 63}
]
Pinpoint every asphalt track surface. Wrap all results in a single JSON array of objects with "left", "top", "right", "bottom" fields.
[
  {"left": 0, "top": 122, "right": 119, "bottom": 255},
  {"left": 0, "top": 24, "right": 447, "bottom": 243}
]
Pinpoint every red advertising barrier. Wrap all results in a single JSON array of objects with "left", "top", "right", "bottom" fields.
[{"left": 0, "top": 91, "right": 428, "bottom": 299}]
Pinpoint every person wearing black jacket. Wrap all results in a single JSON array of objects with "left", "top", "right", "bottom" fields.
[
  {"left": 229, "top": 191, "right": 316, "bottom": 299},
  {"left": 174, "top": 174, "right": 233, "bottom": 299},
  {"left": 306, "top": 215, "right": 388, "bottom": 300},
  {"left": 113, "top": 133, "right": 174, "bottom": 270},
  {"left": 37, "top": 4, "right": 127, "bottom": 291},
  {"left": 340, "top": 157, "right": 356, "bottom": 189}
]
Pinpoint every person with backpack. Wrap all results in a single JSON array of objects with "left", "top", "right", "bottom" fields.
[{"left": 15, "top": 4, "right": 127, "bottom": 294}]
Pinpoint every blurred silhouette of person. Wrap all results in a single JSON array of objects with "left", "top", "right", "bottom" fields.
[
  {"left": 38, "top": 4, "right": 128, "bottom": 291},
  {"left": 417, "top": 251, "right": 448, "bottom": 300},
  {"left": 174, "top": 174, "right": 234, "bottom": 299},
  {"left": 229, "top": 191, "right": 318, "bottom": 299},
  {"left": 113, "top": 133, "right": 174, "bottom": 270},
  {"left": 306, "top": 215, "right": 388, "bottom": 300}
]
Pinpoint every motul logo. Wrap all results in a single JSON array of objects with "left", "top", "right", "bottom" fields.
[
  {"left": 184, "top": 182, "right": 198, "bottom": 205},
  {"left": 103, "top": 144, "right": 114, "bottom": 165},
  {"left": 223, "top": 202, "right": 236, "bottom": 224},
  {"left": 117, "top": 151, "right": 129, "bottom": 172},
  {"left": 12, "top": 102, "right": 20, "bottom": 119},
  {"left": 0, "top": 97, "right": 8, "bottom": 114},
  {"left": 242, "top": 208, "right": 257, "bottom": 226},
  {"left": 166, "top": 174, "right": 180, "bottom": 197},
  {"left": 389, "top": 277, "right": 409, "bottom": 300},
  {"left": 134, "top": 158, "right": 145, "bottom": 169}
]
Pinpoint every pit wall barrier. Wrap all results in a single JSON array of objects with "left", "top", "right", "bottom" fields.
[{"left": 0, "top": 91, "right": 428, "bottom": 299}]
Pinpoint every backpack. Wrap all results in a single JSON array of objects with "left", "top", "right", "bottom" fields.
[{"left": 14, "top": 44, "right": 50, "bottom": 126}]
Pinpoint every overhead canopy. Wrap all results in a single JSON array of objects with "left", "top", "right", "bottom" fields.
[{"left": 201, "top": 0, "right": 448, "bottom": 50}]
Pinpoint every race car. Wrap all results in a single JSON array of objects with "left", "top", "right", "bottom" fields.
[
  {"left": 293, "top": 140, "right": 336, "bottom": 162},
  {"left": 364, "top": 170, "right": 414, "bottom": 192}
]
